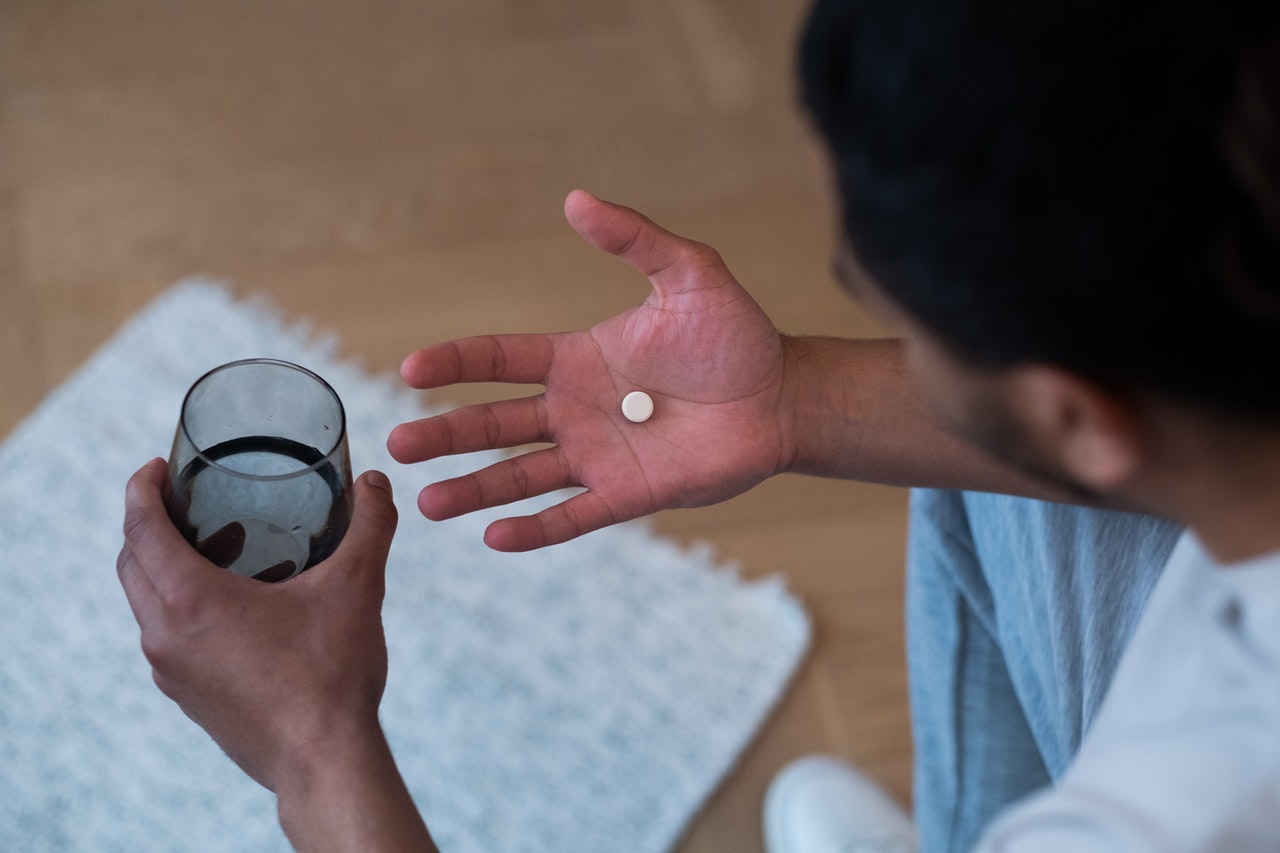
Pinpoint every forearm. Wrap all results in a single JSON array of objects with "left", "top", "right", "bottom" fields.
[
  {"left": 276, "top": 721, "right": 439, "bottom": 853},
  {"left": 778, "top": 335, "right": 1072, "bottom": 501}
]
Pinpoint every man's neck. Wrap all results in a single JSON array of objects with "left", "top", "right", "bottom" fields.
[{"left": 1144, "top": 410, "right": 1280, "bottom": 565}]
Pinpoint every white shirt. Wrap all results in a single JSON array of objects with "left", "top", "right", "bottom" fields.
[{"left": 977, "top": 532, "right": 1280, "bottom": 851}]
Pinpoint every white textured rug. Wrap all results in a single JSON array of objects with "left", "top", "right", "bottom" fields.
[{"left": 0, "top": 281, "right": 809, "bottom": 853}]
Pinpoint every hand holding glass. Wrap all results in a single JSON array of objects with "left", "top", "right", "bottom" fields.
[{"left": 166, "top": 359, "right": 354, "bottom": 582}]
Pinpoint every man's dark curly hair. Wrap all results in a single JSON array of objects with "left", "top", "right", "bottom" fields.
[{"left": 800, "top": 0, "right": 1280, "bottom": 418}]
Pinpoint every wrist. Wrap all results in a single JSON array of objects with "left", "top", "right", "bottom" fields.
[
  {"left": 775, "top": 335, "right": 806, "bottom": 475},
  {"left": 776, "top": 335, "right": 915, "bottom": 479},
  {"left": 777, "top": 334, "right": 855, "bottom": 476},
  {"left": 276, "top": 717, "right": 437, "bottom": 853}
]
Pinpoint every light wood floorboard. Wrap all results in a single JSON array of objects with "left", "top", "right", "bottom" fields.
[{"left": 0, "top": 3, "right": 913, "bottom": 850}]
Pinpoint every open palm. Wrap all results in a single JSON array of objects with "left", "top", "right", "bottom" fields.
[{"left": 387, "top": 190, "right": 789, "bottom": 551}]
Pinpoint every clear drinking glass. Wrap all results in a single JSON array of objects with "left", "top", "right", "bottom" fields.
[{"left": 166, "top": 358, "right": 354, "bottom": 582}]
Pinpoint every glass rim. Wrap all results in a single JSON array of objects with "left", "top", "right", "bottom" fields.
[{"left": 178, "top": 357, "right": 349, "bottom": 482}]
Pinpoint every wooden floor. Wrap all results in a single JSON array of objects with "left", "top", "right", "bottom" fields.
[{"left": 0, "top": 2, "right": 912, "bottom": 850}]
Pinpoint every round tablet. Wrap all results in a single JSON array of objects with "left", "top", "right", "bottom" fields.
[{"left": 621, "top": 390, "right": 654, "bottom": 423}]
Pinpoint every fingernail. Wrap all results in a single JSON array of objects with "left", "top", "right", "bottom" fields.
[{"left": 363, "top": 470, "right": 393, "bottom": 494}]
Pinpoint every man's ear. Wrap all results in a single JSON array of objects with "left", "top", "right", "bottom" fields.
[{"left": 1011, "top": 365, "right": 1144, "bottom": 491}]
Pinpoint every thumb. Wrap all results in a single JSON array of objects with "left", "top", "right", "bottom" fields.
[
  {"left": 329, "top": 470, "right": 399, "bottom": 576},
  {"left": 564, "top": 189, "right": 720, "bottom": 292}
]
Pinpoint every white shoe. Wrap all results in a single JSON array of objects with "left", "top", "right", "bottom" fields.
[{"left": 764, "top": 755, "right": 917, "bottom": 853}]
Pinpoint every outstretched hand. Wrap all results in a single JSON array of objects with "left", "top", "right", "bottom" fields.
[{"left": 387, "top": 190, "right": 790, "bottom": 551}]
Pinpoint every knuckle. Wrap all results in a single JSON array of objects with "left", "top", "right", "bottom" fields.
[
  {"left": 506, "top": 459, "right": 531, "bottom": 496},
  {"left": 555, "top": 449, "right": 573, "bottom": 485},
  {"left": 535, "top": 397, "right": 551, "bottom": 441},
  {"left": 155, "top": 581, "right": 206, "bottom": 625},
  {"left": 164, "top": 594, "right": 203, "bottom": 627},
  {"left": 364, "top": 492, "right": 399, "bottom": 530},
  {"left": 121, "top": 506, "right": 155, "bottom": 546},
  {"left": 462, "top": 472, "right": 485, "bottom": 509},
  {"left": 485, "top": 334, "right": 507, "bottom": 378},
  {"left": 438, "top": 416, "right": 457, "bottom": 456},
  {"left": 685, "top": 240, "right": 723, "bottom": 269},
  {"left": 115, "top": 545, "right": 134, "bottom": 577},
  {"left": 139, "top": 624, "right": 177, "bottom": 673},
  {"left": 481, "top": 404, "right": 503, "bottom": 446},
  {"left": 151, "top": 670, "right": 181, "bottom": 704}
]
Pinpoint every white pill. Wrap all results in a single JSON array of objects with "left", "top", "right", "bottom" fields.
[{"left": 621, "top": 390, "right": 654, "bottom": 423}]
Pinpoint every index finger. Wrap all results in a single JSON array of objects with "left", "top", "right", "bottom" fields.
[
  {"left": 401, "top": 334, "right": 556, "bottom": 390},
  {"left": 120, "top": 458, "right": 219, "bottom": 599}
]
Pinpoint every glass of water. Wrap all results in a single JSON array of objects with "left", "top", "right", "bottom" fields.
[{"left": 165, "top": 358, "right": 353, "bottom": 582}]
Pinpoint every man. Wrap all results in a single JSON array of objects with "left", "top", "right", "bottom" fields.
[
  {"left": 767, "top": 1, "right": 1280, "bottom": 849},
  {"left": 117, "top": 0, "right": 1280, "bottom": 850}
]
